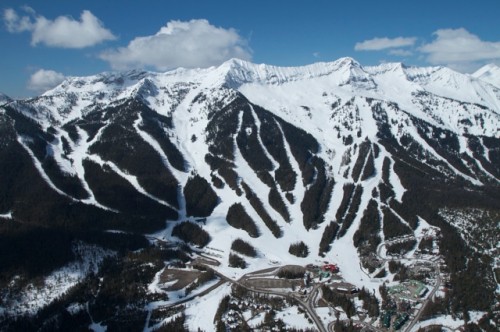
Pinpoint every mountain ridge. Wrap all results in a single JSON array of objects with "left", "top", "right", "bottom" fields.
[
  {"left": 16, "top": 58, "right": 500, "bottom": 138},
  {"left": 472, "top": 63, "right": 500, "bottom": 87},
  {"left": 0, "top": 92, "right": 11, "bottom": 106},
  {"left": 0, "top": 57, "right": 499, "bottom": 330}
]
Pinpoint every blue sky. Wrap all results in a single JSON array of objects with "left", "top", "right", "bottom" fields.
[{"left": 2, "top": 0, "right": 500, "bottom": 97}]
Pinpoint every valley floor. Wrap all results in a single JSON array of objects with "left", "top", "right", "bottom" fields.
[{"left": 136, "top": 234, "right": 469, "bottom": 332}]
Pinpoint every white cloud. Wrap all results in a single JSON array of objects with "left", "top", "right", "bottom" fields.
[
  {"left": 28, "top": 69, "right": 66, "bottom": 92},
  {"left": 3, "top": 8, "right": 116, "bottom": 48},
  {"left": 100, "top": 19, "right": 252, "bottom": 70},
  {"left": 355, "top": 37, "right": 416, "bottom": 51},
  {"left": 388, "top": 49, "right": 413, "bottom": 57},
  {"left": 420, "top": 28, "right": 500, "bottom": 66},
  {"left": 4, "top": 8, "right": 32, "bottom": 32},
  {"left": 354, "top": 29, "right": 500, "bottom": 72}
]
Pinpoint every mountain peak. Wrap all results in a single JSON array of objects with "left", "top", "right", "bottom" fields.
[
  {"left": 216, "top": 56, "right": 374, "bottom": 88},
  {"left": 474, "top": 63, "right": 500, "bottom": 75},
  {"left": 331, "top": 56, "right": 361, "bottom": 68},
  {"left": 46, "top": 69, "right": 149, "bottom": 96},
  {"left": 20, "top": 58, "right": 500, "bottom": 128},
  {"left": 472, "top": 63, "right": 500, "bottom": 87},
  {"left": 0, "top": 92, "right": 12, "bottom": 106},
  {"left": 373, "top": 61, "right": 406, "bottom": 71}
]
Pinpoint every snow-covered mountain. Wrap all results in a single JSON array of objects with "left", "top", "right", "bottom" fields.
[
  {"left": 0, "top": 92, "right": 11, "bottom": 106},
  {"left": 1, "top": 58, "right": 499, "bottom": 330},
  {"left": 473, "top": 63, "right": 500, "bottom": 88}
]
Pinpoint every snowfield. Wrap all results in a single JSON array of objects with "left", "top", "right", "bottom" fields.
[{"left": 1, "top": 58, "right": 499, "bottom": 330}]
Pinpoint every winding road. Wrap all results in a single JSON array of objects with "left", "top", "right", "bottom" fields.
[
  {"left": 404, "top": 270, "right": 441, "bottom": 332},
  {"left": 234, "top": 273, "right": 327, "bottom": 332},
  {"left": 152, "top": 256, "right": 441, "bottom": 332},
  {"left": 157, "top": 267, "right": 328, "bottom": 332}
]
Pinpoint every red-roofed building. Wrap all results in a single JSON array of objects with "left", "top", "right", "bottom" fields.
[{"left": 322, "top": 264, "right": 339, "bottom": 273}]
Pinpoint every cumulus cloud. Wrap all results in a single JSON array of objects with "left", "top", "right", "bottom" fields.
[
  {"left": 28, "top": 69, "right": 66, "bottom": 92},
  {"left": 3, "top": 8, "right": 116, "bottom": 48},
  {"left": 100, "top": 19, "right": 252, "bottom": 70},
  {"left": 355, "top": 37, "right": 417, "bottom": 51},
  {"left": 4, "top": 8, "right": 32, "bottom": 32},
  {"left": 420, "top": 28, "right": 500, "bottom": 65}
]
